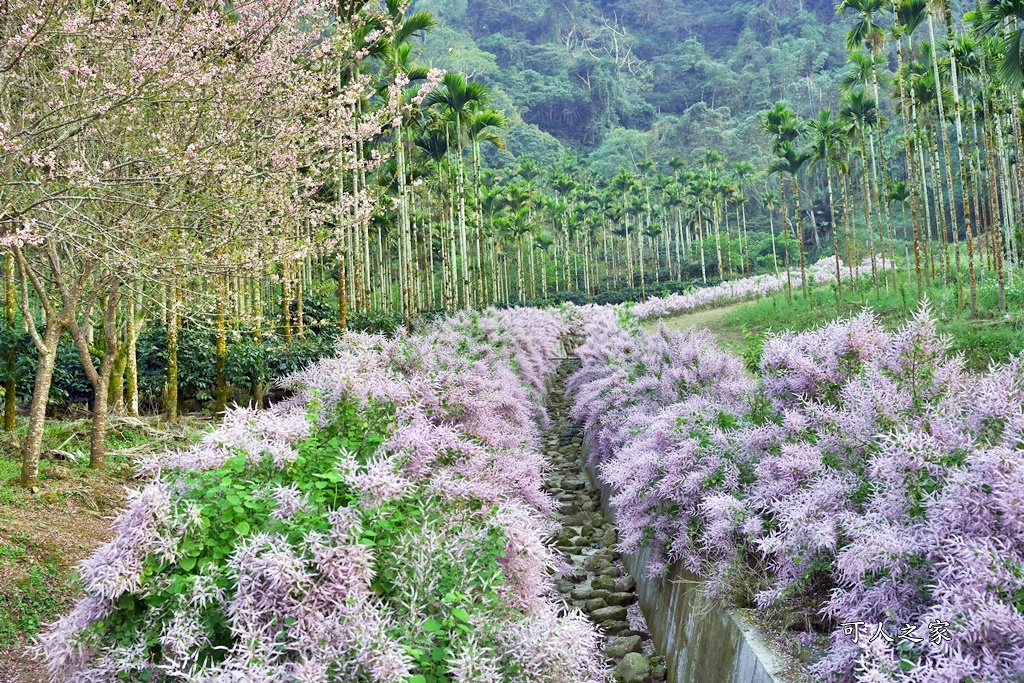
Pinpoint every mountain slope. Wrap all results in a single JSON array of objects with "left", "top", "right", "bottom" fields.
[{"left": 412, "top": 0, "right": 852, "bottom": 172}]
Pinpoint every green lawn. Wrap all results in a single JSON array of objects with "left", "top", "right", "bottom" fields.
[{"left": 716, "top": 270, "right": 1024, "bottom": 373}]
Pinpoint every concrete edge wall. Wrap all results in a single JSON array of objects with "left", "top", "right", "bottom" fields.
[{"left": 583, "top": 447, "right": 792, "bottom": 683}]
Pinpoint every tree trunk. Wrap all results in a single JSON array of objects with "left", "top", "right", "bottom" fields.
[
  {"left": 126, "top": 296, "right": 139, "bottom": 417},
  {"left": 793, "top": 175, "right": 809, "bottom": 301},
  {"left": 69, "top": 286, "right": 121, "bottom": 471},
  {"left": 337, "top": 251, "right": 348, "bottom": 331},
  {"left": 296, "top": 264, "right": 304, "bottom": 336},
  {"left": 859, "top": 142, "right": 880, "bottom": 297},
  {"left": 455, "top": 119, "right": 470, "bottom": 309},
  {"left": 897, "top": 35, "right": 924, "bottom": 300},
  {"left": 517, "top": 239, "right": 525, "bottom": 303},
  {"left": 842, "top": 173, "right": 855, "bottom": 284},
  {"left": 14, "top": 244, "right": 94, "bottom": 485},
  {"left": 697, "top": 211, "right": 708, "bottom": 285},
  {"left": 108, "top": 344, "right": 127, "bottom": 414},
  {"left": 215, "top": 276, "right": 228, "bottom": 416},
  {"left": 780, "top": 182, "right": 794, "bottom": 305},
  {"left": 4, "top": 252, "right": 16, "bottom": 432},
  {"left": 638, "top": 229, "right": 647, "bottom": 301},
  {"left": 713, "top": 204, "right": 724, "bottom": 280},
  {"left": 917, "top": 126, "right": 935, "bottom": 283},
  {"left": 21, "top": 327, "right": 61, "bottom": 487},
  {"left": 166, "top": 287, "right": 179, "bottom": 421},
  {"left": 826, "top": 166, "right": 843, "bottom": 297},
  {"left": 929, "top": 13, "right": 962, "bottom": 302},
  {"left": 281, "top": 263, "right": 292, "bottom": 343}
]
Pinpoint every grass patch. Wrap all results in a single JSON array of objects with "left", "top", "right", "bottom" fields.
[
  {"left": 0, "top": 562, "right": 77, "bottom": 646},
  {"left": 718, "top": 272, "right": 1024, "bottom": 373}
]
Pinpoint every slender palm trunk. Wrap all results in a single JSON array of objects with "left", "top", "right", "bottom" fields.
[
  {"left": 929, "top": 13, "right": 962, "bottom": 302},
  {"left": 842, "top": 173, "right": 855, "bottom": 283},
  {"left": 916, "top": 125, "right": 935, "bottom": 282},
  {"left": 768, "top": 204, "right": 780, "bottom": 278},
  {"left": 793, "top": 174, "right": 809, "bottom": 301},
  {"left": 780, "top": 181, "right": 794, "bottom": 305},
  {"left": 517, "top": 238, "right": 525, "bottom": 303},
  {"left": 859, "top": 142, "right": 880, "bottom": 296},
  {"left": 713, "top": 203, "right": 724, "bottom": 280},
  {"left": 826, "top": 165, "right": 843, "bottom": 296},
  {"left": 897, "top": 35, "right": 924, "bottom": 300}
]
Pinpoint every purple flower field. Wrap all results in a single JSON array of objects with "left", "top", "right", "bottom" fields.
[
  {"left": 631, "top": 256, "right": 887, "bottom": 321},
  {"left": 39, "top": 270, "right": 1024, "bottom": 683},
  {"left": 569, "top": 302, "right": 1024, "bottom": 682},
  {"left": 40, "top": 308, "right": 607, "bottom": 683}
]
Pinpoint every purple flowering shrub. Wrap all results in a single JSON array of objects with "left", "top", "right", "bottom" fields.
[
  {"left": 40, "top": 308, "right": 607, "bottom": 683},
  {"left": 631, "top": 255, "right": 888, "bottom": 321},
  {"left": 570, "top": 303, "right": 1024, "bottom": 682}
]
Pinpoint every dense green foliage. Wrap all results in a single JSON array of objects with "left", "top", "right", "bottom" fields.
[
  {"left": 414, "top": 0, "right": 850, "bottom": 167},
  {"left": 85, "top": 399, "right": 396, "bottom": 676},
  {"left": 0, "top": 303, "right": 405, "bottom": 416}
]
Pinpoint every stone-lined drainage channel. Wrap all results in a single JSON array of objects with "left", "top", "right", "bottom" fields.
[{"left": 545, "top": 359, "right": 668, "bottom": 683}]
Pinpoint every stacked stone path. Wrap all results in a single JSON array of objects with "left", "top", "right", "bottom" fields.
[{"left": 545, "top": 360, "right": 668, "bottom": 683}]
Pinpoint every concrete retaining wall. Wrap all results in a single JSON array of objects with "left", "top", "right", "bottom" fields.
[{"left": 585, "top": 454, "right": 791, "bottom": 683}]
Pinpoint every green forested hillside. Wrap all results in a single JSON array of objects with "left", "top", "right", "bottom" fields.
[{"left": 412, "top": 0, "right": 851, "bottom": 171}]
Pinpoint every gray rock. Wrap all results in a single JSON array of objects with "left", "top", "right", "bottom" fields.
[
  {"left": 582, "top": 500, "right": 597, "bottom": 512},
  {"left": 616, "top": 629, "right": 646, "bottom": 639},
  {"left": 569, "top": 587, "right": 593, "bottom": 601},
  {"left": 606, "top": 592, "right": 638, "bottom": 607},
  {"left": 591, "top": 576, "right": 616, "bottom": 591},
  {"left": 556, "top": 579, "right": 574, "bottom": 594},
  {"left": 584, "top": 597, "right": 607, "bottom": 612},
  {"left": 603, "top": 635, "right": 642, "bottom": 660},
  {"left": 598, "top": 565, "right": 622, "bottom": 578},
  {"left": 651, "top": 664, "right": 667, "bottom": 681},
  {"left": 556, "top": 529, "right": 576, "bottom": 542},
  {"left": 46, "top": 465, "right": 73, "bottom": 480},
  {"left": 600, "top": 527, "right": 618, "bottom": 548},
  {"left": 614, "top": 576, "right": 637, "bottom": 593},
  {"left": 584, "top": 554, "right": 612, "bottom": 572},
  {"left": 614, "top": 653, "right": 651, "bottom": 683},
  {"left": 563, "top": 513, "right": 589, "bottom": 527},
  {"left": 602, "top": 620, "right": 631, "bottom": 636},
  {"left": 590, "top": 588, "right": 611, "bottom": 600},
  {"left": 589, "top": 605, "right": 627, "bottom": 623},
  {"left": 585, "top": 511, "right": 607, "bottom": 526}
]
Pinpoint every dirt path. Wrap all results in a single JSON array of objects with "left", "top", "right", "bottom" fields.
[{"left": 645, "top": 302, "right": 749, "bottom": 348}]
